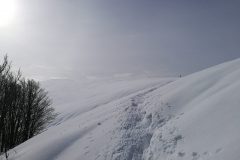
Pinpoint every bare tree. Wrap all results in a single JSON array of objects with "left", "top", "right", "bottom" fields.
[{"left": 0, "top": 55, "right": 56, "bottom": 158}]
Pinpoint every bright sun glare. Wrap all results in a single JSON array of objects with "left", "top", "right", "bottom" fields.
[{"left": 0, "top": 0, "right": 17, "bottom": 27}]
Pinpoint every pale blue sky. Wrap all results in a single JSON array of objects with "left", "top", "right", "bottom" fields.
[{"left": 0, "top": 0, "right": 240, "bottom": 79}]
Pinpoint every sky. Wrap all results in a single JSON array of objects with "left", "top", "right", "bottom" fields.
[{"left": 0, "top": 0, "right": 240, "bottom": 80}]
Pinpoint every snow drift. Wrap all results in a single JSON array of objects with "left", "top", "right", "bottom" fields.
[{"left": 3, "top": 58, "right": 240, "bottom": 160}]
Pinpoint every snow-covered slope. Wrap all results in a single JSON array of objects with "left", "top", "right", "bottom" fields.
[
  {"left": 3, "top": 58, "right": 240, "bottom": 160},
  {"left": 41, "top": 77, "right": 174, "bottom": 125}
]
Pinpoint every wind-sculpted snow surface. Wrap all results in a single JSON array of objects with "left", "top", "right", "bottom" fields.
[{"left": 3, "top": 58, "right": 240, "bottom": 160}]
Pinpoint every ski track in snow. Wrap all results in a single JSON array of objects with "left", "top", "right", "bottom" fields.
[
  {"left": 111, "top": 87, "right": 158, "bottom": 160},
  {"left": 107, "top": 86, "right": 183, "bottom": 160}
]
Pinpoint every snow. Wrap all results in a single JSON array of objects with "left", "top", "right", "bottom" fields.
[
  {"left": 3, "top": 58, "right": 240, "bottom": 160},
  {"left": 41, "top": 77, "right": 174, "bottom": 125}
]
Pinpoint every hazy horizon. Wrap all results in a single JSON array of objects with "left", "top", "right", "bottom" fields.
[{"left": 1, "top": 0, "right": 240, "bottom": 80}]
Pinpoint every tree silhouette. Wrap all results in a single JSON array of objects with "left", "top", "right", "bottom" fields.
[{"left": 0, "top": 55, "right": 56, "bottom": 158}]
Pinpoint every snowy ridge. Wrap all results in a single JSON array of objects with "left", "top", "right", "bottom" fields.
[
  {"left": 41, "top": 77, "right": 174, "bottom": 124},
  {"left": 3, "top": 58, "right": 240, "bottom": 160}
]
